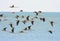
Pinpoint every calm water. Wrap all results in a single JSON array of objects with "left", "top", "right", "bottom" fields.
[{"left": 0, "top": 12, "right": 60, "bottom": 41}]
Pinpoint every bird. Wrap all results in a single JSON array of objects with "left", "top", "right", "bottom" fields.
[
  {"left": 9, "top": 23, "right": 13, "bottom": 28},
  {"left": 2, "top": 27, "right": 7, "bottom": 31},
  {"left": 31, "top": 20, "right": 34, "bottom": 25},
  {"left": 3, "top": 18, "right": 7, "bottom": 21},
  {"left": 38, "top": 11, "right": 42, "bottom": 13},
  {"left": 34, "top": 16, "right": 38, "bottom": 19},
  {"left": 26, "top": 16, "right": 29, "bottom": 21},
  {"left": 43, "top": 18, "right": 45, "bottom": 22},
  {"left": 40, "top": 18, "right": 43, "bottom": 20},
  {"left": 0, "top": 19, "right": 1, "bottom": 21},
  {"left": 12, "top": 12, "right": 15, "bottom": 14},
  {"left": 10, "top": 5, "right": 14, "bottom": 8},
  {"left": 22, "top": 20, "right": 26, "bottom": 24},
  {"left": 11, "top": 28, "right": 14, "bottom": 33},
  {"left": 20, "top": 10, "right": 23, "bottom": 12},
  {"left": 16, "top": 20, "right": 20, "bottom": 26},
  {"left": 34, "top": 11, "right": 38, "bottom": 15},
  {"left": 48, "top": 30, "right": 52, "bottom": 34},
  {"left": 24, "top": 27, "right": 27, "bottom": 31},
  {"left": 21, "top": 15, "right": 24, "bottom": 18},
  {"left": 16, "top": 15, "right": 19, "bottom": 19},
  {"left": 40, "top": 18, "right": 45, "bottom": 22},
  {"left": 50, "top": 21, "right": 54, "bottom": 27},
  {"left": 28, "top": 25, "right": 31, "bottom": 30},
  {"left": 0, "top": 14, "right": 3, "bottom": 17},
  {"left": 20, "top": 31, "right": 24, "bottom": 33}
]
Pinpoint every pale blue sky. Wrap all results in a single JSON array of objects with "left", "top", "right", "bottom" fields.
[
  {"left": 0, "top": 12, "right": 60, "bottom": 41},
  {"left": 0, "top": 0, "right": 60, "bottom": 12}
]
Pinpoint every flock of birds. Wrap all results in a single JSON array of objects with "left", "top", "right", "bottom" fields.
[{"left": 0, "top": 5, "right": 54, "bottom": 34}]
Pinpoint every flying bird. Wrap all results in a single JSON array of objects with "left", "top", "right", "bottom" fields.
[
  {"left": 48, "top": 30, "right": 52, "bottom": 34},
  {"left": 10, "top": 5, "right": 14, "bottom": 8},
  {"left": 21, "top": 15, "right": 24, "bottom": 18},
  {"left": 43, "top": 18, "right": 45, "bottom": 22},
  {"left": 34, "top": 16, "right": 38, "bottom": 19},
  {"left": 24, "top": 27, "right": 27, "bottom": 31},
  {"left": 20, "top": 31, "right": 24, "bottom": 33},
  {"left": 40, "top": 18, "right": 43, "bottom": 20},
  {"left": 50, "top": 21, "right": 54, "bottom": 27},
  {"left": 12, "top": 12, "right": 15, "bottom": 14},
  {"left": 16, "top": 15, "right": 19, "bottom": 19},
  {"left": 0, "top": 14, "right": 3, "bottom": 17},
  {"left": 28, "top": 25, "right": 31, "bottom": 30},
  {"left": 34, "top": 11, "right": 38, "bottom": 15},
  {"left": 0, "top": 19, "right": 1, "bottom": 21},
  {"left": 40, "top": 18, "right": 45, "bottom": 22},
  {"left": 26, "top": 16, "right": 29, "bottom": 21},
  {"left": 11, "top": 28, "right": 14, "bottom": 33},
  {"left": 2, "top": 27, "right": 7, "bottom": 31},
  {"left": 16, "top": 20, "right": 20, "bottom": 26},
  {"left": 22, "top": 20, "right": 26, "bottom": 24},
  {"left": 38, "top": 11, "right": 42, "bottom": 13},
  {"left": 20, "top": 10, "right": 23, "bottom": 12},
  {"left": 9, "top": 23, "right": 13, "bottom": 28},
  {"left": 31, "top": 20, "right": 34, "bottom": 25}
]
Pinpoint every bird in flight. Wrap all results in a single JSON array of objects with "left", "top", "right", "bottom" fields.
[
  {"left": 50, "top": 21, "right": 54, "bottom": 27},
  {"left": 10, "top": 5, "right": 14, "bottom": 8}
]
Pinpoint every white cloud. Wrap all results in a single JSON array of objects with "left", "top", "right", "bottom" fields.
[{"left": 0, "top": 0, "right": 60, "bottom": 12}]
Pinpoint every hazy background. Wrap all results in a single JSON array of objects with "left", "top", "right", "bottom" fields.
[{"left": 0, "top": 0, "right": 60, "bottom": 12}]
